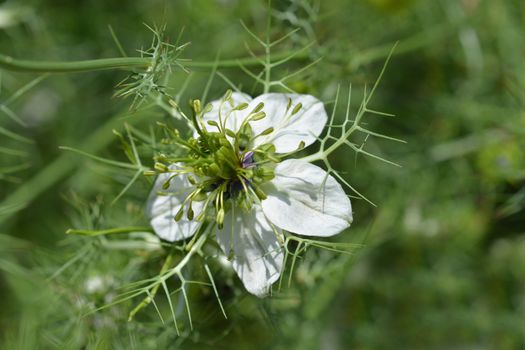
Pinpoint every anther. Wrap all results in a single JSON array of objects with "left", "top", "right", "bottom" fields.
[
  {"left": 292, "top": 102, "right": 302, "bottom": 115},
  {"left": 225, "top": 129, "right": 236, "bottom": 138},
  {"left": 174, "top": 206, "right": 185, "bottom": 222},
  {"left": 190, "top": 99, "right": 202, "bottom": 114},
  {"left": 154, "top": 162, "right": 169, "bottom": 172},
  {"left": 187, "top": 202, "right": 194, "bottom": 220},
  {"left": 235, "top": 102, "right": 249, "bottom": 110},
  {"left": 260, "top": 127, "right": 274, "bottom": 136},
  {"left": 217, "top": 208, "right": 225, "bottom": 229},
  {"left": 252, "top": 102, "right": 264, "bottom": 113},
  {"left": 251, "top": 111, "right": 266, "bottom": 121},
  {"left": 203, "top": 103, "right": 213, "bottom": 113},
  {"left": 253, "top": 186, "right": 267, "bottom": 200},
  {"left": 224, "top": 89, "right": 233, "bottom": 104}
]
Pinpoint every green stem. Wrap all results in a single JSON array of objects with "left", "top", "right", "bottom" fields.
[
  {"left": 66, "top": 226, "right": 153, "bottom": 236},
  {"left": 0, "top": 55, "right": 151, "bottom": 73},
  {"left": 0, "top": 50, "right": 308, "bottom": 74}
]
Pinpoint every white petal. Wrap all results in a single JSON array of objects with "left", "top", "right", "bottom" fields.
[
  {"left": 261, "top": 159, "right": 352, "bottom": 237},
  {"left": 249, "top": 93, "right": 327, "bottom": 153},
  {"left": 146, "top": 168, "right": 203, "bottom": 242},
  {"left": 216, "top": 206, "right": 283, "bottom": 297},
  {"left": 199, "top": 92, "right": 252, "bottom": 135}
]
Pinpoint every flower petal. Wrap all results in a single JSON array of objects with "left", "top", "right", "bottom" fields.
[
  {"left": 261, "top": 159, "right": 352, "bottom": 237},
  {"left": 249, "top": 93, "right": 327, "bottom": 153},
  {"left": 146, "top": 167, "right": 203, "bottom": 242},
  {"left": 216, "top": 206, "right": 283, "bottom": 297},
  {"left": 200, "top": 92, "right": 252, "bottom": 134}
]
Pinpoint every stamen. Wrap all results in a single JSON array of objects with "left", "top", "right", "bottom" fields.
[
  {"left": 174, "top": 206, "right": 185, "bottom": 221},
  {"left": 260, "top": 127, "right": 274, "bottom": 135},
  {"left": 291, "top": 102, "right": 302, "bottom": 115},
  {"left": 252, "top": 102, "right": 264, "bottom": 113},
  {"left": 162, "top": 173, "right": 179, "bottom": 190},
  {"left": 154, "top": 162, "right": 169, "bottom": 172},
  {"left": 187, "top": 201, "right": 194, "bottom": 220}
]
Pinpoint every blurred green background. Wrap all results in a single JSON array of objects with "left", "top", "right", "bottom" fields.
[{"left": 1, "top": 0, "right": 524, "bottom": 349}]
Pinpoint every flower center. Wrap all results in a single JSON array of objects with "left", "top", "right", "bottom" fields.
[{"left": 152, "top": 95, "right": 278, "bottom": 229}]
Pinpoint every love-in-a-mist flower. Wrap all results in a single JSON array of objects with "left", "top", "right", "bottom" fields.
[{"left": 147, "top": 91, "right": 353, "bottom": 297}]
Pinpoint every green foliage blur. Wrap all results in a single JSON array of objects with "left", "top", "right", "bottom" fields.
[{"left": 1, "top": 0, "right": 524, "bottom": 349}]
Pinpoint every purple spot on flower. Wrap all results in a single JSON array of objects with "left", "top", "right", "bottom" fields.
[{"left": 242, "top": 151, "right": 255, "bottom": 168}]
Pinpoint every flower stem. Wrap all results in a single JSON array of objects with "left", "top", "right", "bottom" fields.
[
  {"left": 66, "top": 226, "right": 153, "bottom": 236},
  {"left": 0, "top": 50, "right": 308, "bottom": 73}
]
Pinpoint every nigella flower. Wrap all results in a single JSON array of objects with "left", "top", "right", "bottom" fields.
[{"left": 147, "top": 92, "right": 353, "bottom": 297}]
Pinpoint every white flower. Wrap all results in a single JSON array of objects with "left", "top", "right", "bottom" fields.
[{"left": 147, "top": 92, "right": 353, "bottom": 297}]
